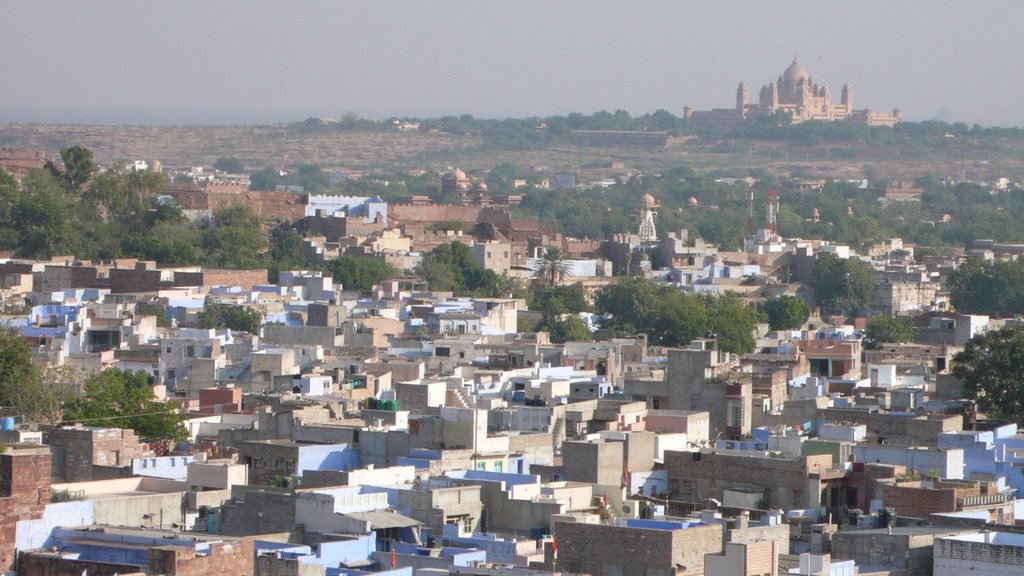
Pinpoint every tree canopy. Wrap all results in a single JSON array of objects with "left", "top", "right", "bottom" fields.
[
  {"left": 864, "top": 314, "right": 917, "bottom": 344},
  {"left": 763, "top": 295, "right": 811, "bottom": 330},
  {"left": 198, "top": 303, "right": 263, "bottom": 334},
  {"left": 547, "top": 315, "right": 593, "bottom": 344},
  {"left": 46, "top": 145, "right": 96, "bottom": 194},
  {"left": 593, "top": 277, "right": 761, "bottom": 354},
  {"left": 415, "top": 241, "right": 523, "bottom": 297},
  {"left": 318, "top": 255, "right": 399, "bottom": 292},
  {"left": 62, "top": 369, "right": 185, "bottom": 442},
  {"left": 214, "top": 157, "right": 244, "bottom": 173},
  {"left": 947, "top": 258, "right": 1024, "bottom": 316},
  {"left": 533, "top": 247, "right": 573, "bottom": 287},
  {"left": 812, "top": 253, "right": 875, "bottom": 314},
  {"left": 952, "top": 325, "right": 1024, "bottom": 424},
  {"left": 530, "top": 284, "right": 590, "bottom": 319}
]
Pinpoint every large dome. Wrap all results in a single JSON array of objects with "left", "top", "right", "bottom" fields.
[{"left": 782, "top": 58, "right": 810, "bottom": 85}]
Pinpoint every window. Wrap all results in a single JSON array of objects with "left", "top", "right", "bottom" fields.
[
  {"left": 141, "top": 460, "right": 147, "bottom": 469},
  {"left": 730, "top": 405, "right": 744, "bottom": 427},
  {"left": 186, "top": 345, "right": 195, "bottom": 358},
  {"left": 436, "top": 347, "right": 450, "bottom": 357}
]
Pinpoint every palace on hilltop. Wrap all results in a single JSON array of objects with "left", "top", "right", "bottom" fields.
[{"left": 685, "top": 58, "right": 902, "bottom": 131}]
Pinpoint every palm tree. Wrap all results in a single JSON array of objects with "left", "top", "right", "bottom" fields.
[{"left": 534, "top": 247, "right": 573, "bottom": 287}]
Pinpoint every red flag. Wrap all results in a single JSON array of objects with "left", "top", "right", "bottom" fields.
[
  {"left": 603, "top": 492, "right": 609, "bottom": 507},
  {"left": 621, "top": 463, "right": 630, "bottom": 490},
  {"left": 391, "top": 545, "right": 397, "bottom": 569},
  {"left": 552, "top": 536, "right": 558, "bottom": 559}
]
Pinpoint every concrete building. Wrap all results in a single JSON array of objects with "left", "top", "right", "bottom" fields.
[
  {"left": 704, "top": 540, "right": 779, "bottom": 576},
  {"left": 645, "top": 410, "right": 711, "bottom": 444},
  {"left": 18, "top": 526, "right": 254, "bottom": 576},
  {"left": 131, "top": 454, "right": 195, "bottom": 480},
  {"left": 549, "top": 518, "right": 723, "bottom": 576},
  {"left": 933, "top": 531, "right": 1024, "bottom": 576},
  {"left": 236, "top": 440, "right": 360, "bottom": 485},
  {"left": 0, "top": 447, "right": 51, "bottom": 571},
  {"left": 47, "top": 426, "right": 147, "bottom": 482},
  {"left": 624, "top": 338, "right": 737, "bottom": 428},
  {"left": 851, "top": 445, "right": 965, "bottom": 480},
  {"left": 878, "top": 476, "right": 1012, "bottom": 524},
  {"left": 664, "top": 449, "right": 846, "bottom": 512},
  {"left": 832, "top": 526, "right": 965, "bottom": 576}
]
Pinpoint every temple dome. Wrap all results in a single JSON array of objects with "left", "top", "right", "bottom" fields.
[{"left": 783, "top": 58, "right": 810, "bottom": 85}]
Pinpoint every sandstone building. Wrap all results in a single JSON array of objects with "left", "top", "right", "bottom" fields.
[{"left": 686, "top": 58, "right": 902, "bottom": 130}]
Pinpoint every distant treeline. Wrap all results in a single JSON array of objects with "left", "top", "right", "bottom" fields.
[{"left": 290, "top": 110, "right": 1024, "bottom": 150}]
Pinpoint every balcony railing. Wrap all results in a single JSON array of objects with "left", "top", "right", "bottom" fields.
[{"left": 959, "top": 493, "right": 1008, "bottom": 508}]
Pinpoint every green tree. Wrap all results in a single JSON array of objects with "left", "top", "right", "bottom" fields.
[
  {"left": 812, "top": 253, "right": 875, "bottom": 314},
  {"left": 947, "top": 258, "right": 1024, "bottom": 315},
  {"left": 0, "top": 327, "right": 42, "bottom": 410},
  {"left": 533, "top": 247, "right": 574, "bottom": 287},
  {"left": 0, "top": 170, "right": 24, "bottom": 249},
  {"left": 414, "top": 242, "right": 502, "bottom": 295},
  {"left": 763, "top": 295, "right": 811, "bottom": 330},
  {"left": 594, "top": 277, "right": 758, "bottom": 353},
  {"left": 952, "top": 325, "right": 1024, "bottom": 423},
  {"left": 650, "top": 289, "right": 709, "bottom": 346},
  {"left": 62, "top": 369, "right": 185, "bottom": 442},
  {"left": 33, "top": 364, "right": 81, "bottom": 426},
  {"left": 214, "top": 157, "right": 245, "bottom": 173},
  {"left": 865, "top": 314, "right": 917, "bottom": 344},
  {"left": 198, "top": 303, "right": 263, "bottom": 334},
  {"left": 594, "top": 276, "right": 662, "bottom": 337},
  {"left": 268, "top": 227, "right": 309, "bottom": 282},
  {"left": 0, "top": 327, "right": 80, "bottom": 424},
  {"left": 547, "top": 315, "right": 593, "bottom": 344},
  {"left": 319, "top": 255, "right": 399, "bottom": 292},
  {"left": 136, "top": 301, "right": 171, "bottom": 328},
  {"left": 705, "top": 292, "right": 761, "bottom": 355},
  {"left": 485, "top": 162, "right": 527, "bottom": 193},
  {"left": 122, "top": 220, "right": 202, "bottom": 265},
  {"left": 85, "top": 164, "right": 166, "bottom": 236},
  {"left": 200, "top": 205, "right": 268, "bottom": 269},
  {"left": 249, "top": 167, "right": 281, "bottom": 191},
  {"left": 14, "top": 170, "right": 81, "bottom": 258},
  {"left": 46, "top": 145, "right": 96, "bottom": 194},
  {"left": 531, "top": 284, "right": 590, "bottom": 318}
]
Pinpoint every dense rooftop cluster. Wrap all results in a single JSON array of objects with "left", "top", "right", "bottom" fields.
[{"left": 2, "top": 141, "right": 1024, "bottom": 576}]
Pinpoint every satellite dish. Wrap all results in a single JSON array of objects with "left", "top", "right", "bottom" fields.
[{"left": 622, "top": 505, "right": 631, "bottom": 514}]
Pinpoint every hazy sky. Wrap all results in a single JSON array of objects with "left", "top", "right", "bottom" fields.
[{"left": 3, "top": 1, "right": 1021, "bottom": 126}]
